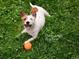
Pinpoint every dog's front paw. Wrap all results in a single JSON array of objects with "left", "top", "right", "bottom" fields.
[{"left": 24, "top": 40, "right": 29, "bottom": 44}]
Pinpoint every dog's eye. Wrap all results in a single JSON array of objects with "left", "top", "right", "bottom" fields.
[
  {"left": 24, "top": 18, "right": 26, "bottom": 20},
  {"left": 30, "top": 18, "right": 32, "bottom": 20}
]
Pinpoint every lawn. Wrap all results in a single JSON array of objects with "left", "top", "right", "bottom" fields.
[{"left": 0, "top": 0, "right": 79, "bottom": 59}]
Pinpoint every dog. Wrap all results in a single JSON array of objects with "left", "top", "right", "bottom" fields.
[{"left": 18, "top": 3, "right": 50, "bottom": 44}]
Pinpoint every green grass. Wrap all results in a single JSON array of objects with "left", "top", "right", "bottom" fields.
[{"left": 0, "top": 0, "right": 79, "bottom": 59}]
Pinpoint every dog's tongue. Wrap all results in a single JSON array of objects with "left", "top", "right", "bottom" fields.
[{"left": 20, "top": 11, "right": 26, "bottom": 17}]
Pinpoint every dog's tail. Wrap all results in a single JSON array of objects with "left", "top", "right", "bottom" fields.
[
  {"left": 30, "top": 2, "right": 50, "bottom": 17},
  {"left": 30, "top": 2, "right": 34, "bottom": 7}
]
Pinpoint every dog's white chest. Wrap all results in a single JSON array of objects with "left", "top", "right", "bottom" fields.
[{"left": 26, "top": 28, "right": 34, "bottom": 36}]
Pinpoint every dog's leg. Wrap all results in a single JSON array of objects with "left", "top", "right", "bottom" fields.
[
  {"left": 42, "top": 8, "right": 50, "bottom": 17},
  {"left": 16, "top": 29, "right": 26, "bottom": 38},
  {"left": 24, "top": 35, "right": 37, "bottom": 44},
  {"left": 24, "top": 32, "right": 38, "bottom": 44}
]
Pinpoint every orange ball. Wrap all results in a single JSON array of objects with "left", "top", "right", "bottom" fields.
[{"left": 23, "top": 42, "right": 32, "bottom": 50}]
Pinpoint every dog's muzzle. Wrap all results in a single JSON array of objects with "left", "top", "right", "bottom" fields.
[{"left": 24, "top": 24, "right": 32, "bottom": 27}]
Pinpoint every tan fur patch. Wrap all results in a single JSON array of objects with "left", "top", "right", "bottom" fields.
[
  {"left": 20, "top": 11, "right": 26, "bottom": 17},
  {"left": 31, "top": 7, "right": 38, "bottom": 16},
  {"left": 21, "top": 15, "right": 27, "bottom": 20}
]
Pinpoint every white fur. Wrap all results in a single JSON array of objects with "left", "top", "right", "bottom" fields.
[{"left": 18, "top": 3, "right": 50, "bottom": 44}]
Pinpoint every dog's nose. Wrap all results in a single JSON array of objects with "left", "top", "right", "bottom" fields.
[{"left": 26, "top": 22, "right": 29, "bottom": 24}]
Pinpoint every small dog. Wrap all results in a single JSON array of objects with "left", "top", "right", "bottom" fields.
[{"left": 18, "top": 3, "right": 50, "bottom": 44}]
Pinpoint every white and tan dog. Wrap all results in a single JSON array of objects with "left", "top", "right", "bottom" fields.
[{"left": 18, "top": 3, "right": 50, "bottom": 44}]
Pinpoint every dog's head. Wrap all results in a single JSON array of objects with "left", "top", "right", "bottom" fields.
[{"left": 20, "top": 11, "right": 35, "bottom": 27}]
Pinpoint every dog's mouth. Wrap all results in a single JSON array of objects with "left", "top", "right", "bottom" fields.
[{"left": 24, "top": 24, "right": 32, "bottom": 27}]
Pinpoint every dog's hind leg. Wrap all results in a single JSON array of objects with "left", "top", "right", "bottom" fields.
[{"left": 42, "top": 8, "right": 50, "bottom": 17}]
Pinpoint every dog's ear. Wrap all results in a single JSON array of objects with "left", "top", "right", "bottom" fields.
[
  {"left": 20, "top": 11, "right": 27, "bottom": 21},
  {"left": 31, "top": 7, "right": 38, "bottom": 17},
  {"left": 20, "top": 11, "right": 26, "bottom": 17}
]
